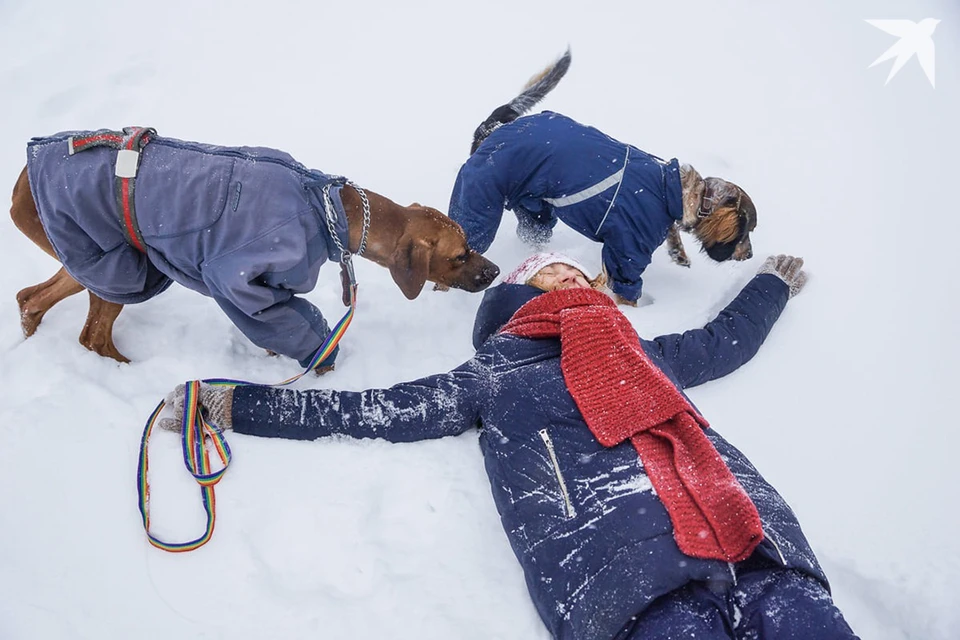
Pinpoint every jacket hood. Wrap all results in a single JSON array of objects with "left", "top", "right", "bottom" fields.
[{"left": 472, "top": 283, "right": 544, "bottom": 349}]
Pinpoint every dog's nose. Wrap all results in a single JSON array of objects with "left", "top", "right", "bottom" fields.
[
  {"left": 476, "top": 263, "right": 500, "bottom": 285},
  {"left": 733, "top": 237, "right": 753, "bottom": 261}
]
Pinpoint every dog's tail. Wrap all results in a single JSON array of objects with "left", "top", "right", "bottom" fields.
[{"left": 470, "top": 47, "right": 572, "bottom": 155}]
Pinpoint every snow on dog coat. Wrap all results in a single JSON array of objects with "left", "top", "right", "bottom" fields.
[{"left": 448, "top": 111, "right": 685, "bottom": 302}]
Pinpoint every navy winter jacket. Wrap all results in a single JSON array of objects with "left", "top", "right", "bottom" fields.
[
  {"left": 231, "top": 275, "right": 827, "bottom": 640},
  {"left": 448, "top": 112, "right": 684, "bottom": 301},
  {"left": 26, "top": 131, "right": 350, "bottom": 366}
]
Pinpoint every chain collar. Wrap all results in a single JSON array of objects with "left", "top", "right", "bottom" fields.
[{"left": 321, "top": 180, "right": 371, "bottom": 286}]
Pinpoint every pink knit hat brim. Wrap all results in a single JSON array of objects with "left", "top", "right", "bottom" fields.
[{"left": 503, "top": 252, "right": 592, "bottom": 285}]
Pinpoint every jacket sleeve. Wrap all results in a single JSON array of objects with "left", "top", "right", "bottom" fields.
[
  {"left": 201, "top": 217, "right": 331, "bottom": 365},
  {"left": 230, "top": 356, "right": 487, "bottom": 442},
  {"left": 648, "top": 274, "right": 790, "bottom": 388},
  {"left": 447, "top": 154, "right": 512, "bottom": 254}
]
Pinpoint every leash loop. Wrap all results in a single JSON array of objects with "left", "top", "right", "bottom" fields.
[
  {"left": 137, "top": 283, "right": 360, "bottom": 552},
  {"left": 137, "top": 380, "right": 232, "bottom": 552}
]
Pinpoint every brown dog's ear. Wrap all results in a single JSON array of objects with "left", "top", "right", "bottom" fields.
[{"left": 390, "top": 235, "right": 431, "bottom": 300}]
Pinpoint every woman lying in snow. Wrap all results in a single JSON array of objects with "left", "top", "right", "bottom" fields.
[{"left": 164, "top": 252, "right": 858, "bottom": 640}]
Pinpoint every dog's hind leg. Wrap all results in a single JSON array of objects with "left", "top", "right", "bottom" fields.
[
  {"left": 10, "top": 165, "right": 87, "bottom": 336},
  {"left": 11, "top": 166, "right": 58, "bottom": 260},
  {"left": 79, "top": 292, "right": 128, "bottom": 363},
  {"left": 666, "top": 223, "right": 691, "bottom": 267},
  {"left": 11, "top": 164, "right": 130, "bottom": 362}
]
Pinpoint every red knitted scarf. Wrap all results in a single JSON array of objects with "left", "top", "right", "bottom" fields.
[{"left": 501, "top": 288, "right": 763, "bottom": 562}]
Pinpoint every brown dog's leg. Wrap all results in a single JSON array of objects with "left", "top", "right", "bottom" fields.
[
  {"left": 16, "top": 267, "right": 84, "bottom": 337},
  {"left": 666, "top": 223, "right": 691, "bottom": 267},
  {"left": 79, "top": 292, "right": 129, "bottom": 363},
  {"left": 11, "top": 164, "right": 129, "bottom": 362},
  {"left": 11, "top": 165, "right": 87, "bottom": 336},
  {"left": 11, "top": 166, "right": 58, "bottom": 259}
]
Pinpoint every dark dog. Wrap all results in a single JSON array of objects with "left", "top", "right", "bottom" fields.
[
  {"left": 453, "top": 50, "right": 756, "bottom": 305},
  {"left": 669, "top": 164, "right": 756, "bottom": 268},
  {"left": 12, "top": 128, "right": 499, "bottom": 364}
]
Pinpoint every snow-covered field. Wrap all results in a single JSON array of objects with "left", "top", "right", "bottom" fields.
[{"left": 1, "top": 1, "right": 957, "bottom": 638}]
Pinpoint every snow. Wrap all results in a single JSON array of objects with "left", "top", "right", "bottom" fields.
[{"left": 1, "top": 0, "right": 958, "bottom": 638}]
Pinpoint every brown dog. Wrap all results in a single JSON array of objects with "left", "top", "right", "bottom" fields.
[{"left": 12, "top": 130, "right": 498, "bottom": 364}]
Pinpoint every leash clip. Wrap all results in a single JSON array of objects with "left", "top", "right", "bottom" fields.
[{"left": 341, "top": 251, "right": 357, "bottom": 286}]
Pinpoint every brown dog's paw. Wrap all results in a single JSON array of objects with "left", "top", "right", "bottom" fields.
[
  {"left": 432, "top": 283, "right": 450, "bottom": 292},
  {"left": 669, "top": 247, "right": 691, "bottom": 268},
  {"left": 614, "top": 294, "right": 639, "bottom": 307},
  {"left": 16, "top": 285, "right": 50, "bottom": 337},
  {"left": 265, "top": 349, "right": 334, "bottom": 374},
  {"left": 665, "top": 222, "right": 692, "bottom": 267},
  {"left": 78, "top": 331, "right": 131, "bottom": 363},
  {"left": 17, "top": 304, "right": 44, "bottom": 338}
]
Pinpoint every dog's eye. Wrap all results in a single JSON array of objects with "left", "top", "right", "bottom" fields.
[
  {"left": 723, "top": 196, "right": 739, "bottom": 207},
  {"left": 454, "top": 253, "right": 469, "bottom": 264}
]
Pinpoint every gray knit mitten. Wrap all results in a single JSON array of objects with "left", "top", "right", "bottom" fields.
[
  {"left": 757, "top": 254, "right": 807, "bottom": 298},
  {"left": 158, "top": 383, "right": 234, "bottom": 432}
]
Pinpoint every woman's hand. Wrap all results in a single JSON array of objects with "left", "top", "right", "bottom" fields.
[
  {"left": 158, "top": 383, "right": 234, "bottom": 432},
  {"left": 758, "top": 255, "right": 807, "bottom": 298}
]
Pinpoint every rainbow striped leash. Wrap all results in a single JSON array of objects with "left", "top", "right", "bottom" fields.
[{"left": 137, "top": 282, "right": 358, "bottom": 552}]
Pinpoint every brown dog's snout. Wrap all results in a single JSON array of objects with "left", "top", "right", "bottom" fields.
[
  {"left": 443, "top": 252, "right": 500, "bottom": 293},
  {"left": 475, "top": 260, "right": 500, "bottom": 287}
]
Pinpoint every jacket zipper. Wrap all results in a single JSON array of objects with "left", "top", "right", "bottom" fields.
[
  {"left": 763, "top": 527, "right": 788, "bottom": 566},
  {"left": 538, "top": 429, "right": 576, "bottom": 518}
]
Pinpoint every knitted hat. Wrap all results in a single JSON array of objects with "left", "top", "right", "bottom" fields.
[{"left": 503, "top": 252, "right": 592, "bottom": 285}]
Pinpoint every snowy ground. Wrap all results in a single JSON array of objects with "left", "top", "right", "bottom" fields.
[{"left": 1, "top": 1, "right": 958, "bottom": 638}]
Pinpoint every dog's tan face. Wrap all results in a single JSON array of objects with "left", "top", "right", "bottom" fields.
[{"left": 388, "top": 205, "right": 500, "bottom": 299}]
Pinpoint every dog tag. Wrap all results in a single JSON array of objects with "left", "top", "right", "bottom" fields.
[{"left": 115, "top": 149, "right": 140, "bottom": 178}]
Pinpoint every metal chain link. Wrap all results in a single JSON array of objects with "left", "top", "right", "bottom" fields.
[
  {"left": 321, "top": 181, "right": 371, "bottom": 263},
  {"left": 347, "top": 180, "right": 371, "bottom": 257},
  {"left": 321, "top": 183, "right": 347, "bottom": 259}
]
